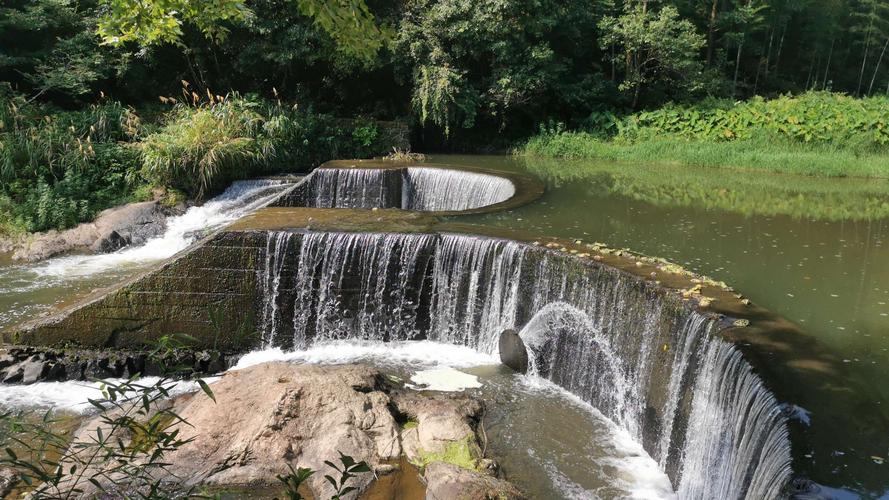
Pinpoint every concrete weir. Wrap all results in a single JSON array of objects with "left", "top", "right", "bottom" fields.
[{"left": 4, "top": 160, "right": 796, "bottom": 498}]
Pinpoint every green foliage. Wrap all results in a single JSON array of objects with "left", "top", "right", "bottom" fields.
[
  {"left": 0, "top": 0, "right": 116, "bottom": 101},
  {"left": 0, "top": 377, "right": 200, "bottom": 498},
  {"left": 520, "top": 128, "right": 889, "bottom": 179},
  {"left": 323, "top": 452, "right": 372, "bottom": 499},
  {"left": 140, "top": 96, "right": 263, "bottom": 200},
  {"left": 141, "top": 94, "right": 407, "bottom": 199},
  {"left": 277, "top": 464, "right": 315, "bottom": 500},
  {"left": 97, "top": 0, "right": 251, "bottom": 46},
  {"left": 292, "top": 0, "right": 391, "bottom": 63},
  {"left": 0, "top": 91, "right": 144, "bottom": 232},
  {"left": 599, "top": 5, "right": 710, "bottom": 107},
  {"left": 394, "top": 0, "right": 599, "bottom": 137},
  {"left": 97, "top": 0, "right": 387, "bottom": 63},
  {"left": 622, "top": 92, "right": 889, "bottom": 147},
  {"left": 521, "top": 92, "right": 889, "bottom": 178},
  {"left": 412, "top": 64, "right": 477, "bottom": 137},
  {"left": 276, "top": 452, "right": 370, "bottom": 500}
]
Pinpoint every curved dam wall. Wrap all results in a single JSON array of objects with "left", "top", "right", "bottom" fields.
[
  {"left": 257, "top": 230, "right": 791, "bottom": 498},
  {"left": 7, "top": 227, "right": 793, "bottom": 497},
  {"left": 272, "top": 166, "right": 517, "bottom": 212}
]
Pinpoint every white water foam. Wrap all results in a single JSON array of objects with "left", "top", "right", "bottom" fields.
[
  {"left": 233, "top": 340, "right": 499, "bottom": 371},
  {"left": 407, "top": 367, "right": 482, "bottom": 392},
  {"left": 0, "top": 342, "right": 494, "bottom": 413},
  {"left": 32, "top": 179, "right": 289, "bottom": 279},
  {"left": 0, "top": 339, "right": 672, "bottom": 499},
  {"left": 0, "top": 377, "right": 210, "bottom": 413},
  {"left": 519, "top": 376, "right": 676, "bottom": 500}
]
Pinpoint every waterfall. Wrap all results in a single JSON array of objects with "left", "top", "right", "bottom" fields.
[
  {"left": 277, "top": 167, "right": 516, "bottom": 211},
  {"left": 31, "top": 179, "right": 291, "bottom": 278},
  {"left": 676, "top": 341, "right": 793, "bottom": 499},
  {"left": 256, "top": 231, "right": 792, "bottom": 498},
  {"left": 307, "top": 168, "right": 399, "bottom": 208},
  {"left": 260, "top": 231, "right": 294, "bottom": 346},
  {"left": 402, "top": 167, "right": 516, "bottom": 211}
]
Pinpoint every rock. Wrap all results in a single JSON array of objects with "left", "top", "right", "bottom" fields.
[
  {"left": 393, "top": 391, "right": 482, "bottom": 461},
  {"left": 57, "top": 363, "right": 524, "bottom": 499},
  {"left": 0, "top": 346, "right": 233, "bottom": 385},
  {"left": 11, "top": 201, "right": 175, "bottom": 262},
  {"left": 90, "top": 229, "right": 127, "bottom": 253},
  {"left": 423, "top": 462, "right": 525, "bottom": 500},
  {"left": 159, "top": 363, "right": 401, "bottom": 498},
  {"left": 20, "top": 355, "right": 46, "bottom": 384},
  {"left": 0, "top": 466, "right": 18, "bottom": 498},
  {"left": 498, "top": 329, "right": 528, "bottom": 373}
]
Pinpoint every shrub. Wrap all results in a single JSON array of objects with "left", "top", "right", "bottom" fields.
[
  {"left": 0, "top": 92, "right": 145, "bottom": 232},
  {"left": 141, "top": 95, "right": 409, "bottom": 199},
  {"left": 140, "top": 97, "right": 265, "bottom": 200},
  {"left": 574, "top": 92, "right": 889, "bottom": 149},
  {"left": 519, "top": 92, "right": 889, "bottom": 177}
]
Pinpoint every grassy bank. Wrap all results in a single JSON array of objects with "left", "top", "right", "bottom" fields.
[{"left": 519, "top": 92, "right": 889, "bottom": 178}]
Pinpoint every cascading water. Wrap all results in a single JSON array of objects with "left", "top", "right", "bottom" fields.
[
  {"left": 0, "top": 179, "right": 293, "bottom": 330},
  {"left": 33, "top": 179, "right": 291, "bottom": 278},
  {"left": 256, "top": 230, "right": 792, "bottom": 498},
  {"left": 306, "top": 168, "right": 399, "bottom": 208},
  {"left": 277, "top": 167, "right": 516, "bottom": 211},
  {"left": 402, "top": 167, "right": 515, "bottom": 211}
]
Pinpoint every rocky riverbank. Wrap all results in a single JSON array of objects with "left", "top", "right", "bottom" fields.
[
  {"left": 0, "top": 346, "right": 232, "bottom": 383},
  {"left": 53, "top": 363, "right": 524, "bottom": 499},
  {"left": 1, "top": 199, "right": 184, "bottom": 262}
]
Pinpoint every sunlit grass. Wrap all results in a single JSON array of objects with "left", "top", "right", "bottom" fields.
[{"left": 520, "top": 133, "right": 889, "bottom": 179}]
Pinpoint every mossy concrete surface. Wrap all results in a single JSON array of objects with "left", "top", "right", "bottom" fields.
[{"left": 4, "top": 231, "right": 267, "bottom": 350}]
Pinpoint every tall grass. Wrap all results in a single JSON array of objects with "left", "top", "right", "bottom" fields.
[
  {"left": 0, "top": 89, "right": 144, "bottom": 233},
  {"left": 520, "top": 92, "right": 889, "bottom": 178},
  {"left": 521, "top": 133, "right": 889, "bottom": 178},
  {"left": 140, "top": 97, "right": 264, "bottom": 200},
  {"left": 140, "top": 94, "right": 408, "bottom": 200}
]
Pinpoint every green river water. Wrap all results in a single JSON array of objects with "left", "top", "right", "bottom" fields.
[{"left": 432, "top": 154, "right": 889, "bottom": 498}]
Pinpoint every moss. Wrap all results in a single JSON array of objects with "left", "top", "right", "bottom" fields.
[
  {"left": 402, "top": 420, "right": 418, "bottom": 430},
  {"left": 160, "top": 188, "right": 187, "bottom": 208},
  {"left": 412, "top": 435, "right": 481, "bottom": 471}
]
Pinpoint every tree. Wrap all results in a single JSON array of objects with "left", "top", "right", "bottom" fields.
[
  {"left": 394, "top": 0, "right": 601, "bottom": 139},
  {"left": 599, "top": 5, "right": 708, "bottom": 108},
  {"left": 0, "top": 0, "right": 116, "bottom": 101},
  {"left": 96, "top": 0, "right": 389, "bottom": 63},
  {"left": 849, "top": 0, "right": 889, "bottom": 95}
]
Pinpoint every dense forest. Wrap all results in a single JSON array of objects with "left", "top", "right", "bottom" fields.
[
  {"left": 2, "top": 0, "right": 889, "bottom": 233},
  {"left": 4, "top": 0, "right": 889, "bottom": 134}
]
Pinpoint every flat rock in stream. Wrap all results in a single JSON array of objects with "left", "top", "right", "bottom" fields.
[{"left": 424, "top": 462, "right": 525, "bottom": 500}]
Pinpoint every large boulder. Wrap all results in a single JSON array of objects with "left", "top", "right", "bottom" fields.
[
  {"left": 12, "top": 201, "right": 175, "bottom": 262},
  {"left": 57, "top": 362, "right": 524, "bottom": 499},
  {"left": 394, "top": 391, "right": 482, "bottom": 461},
  {"left": 424, "top": 462, "right": 525, "bottom": 500},
  {"left": 162, "top": 363, "right": 401, "bottom": 497}
]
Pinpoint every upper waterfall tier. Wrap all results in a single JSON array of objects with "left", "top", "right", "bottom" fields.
[{"left": 271, "top": 165, "right": 524, "bottom": 213}]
